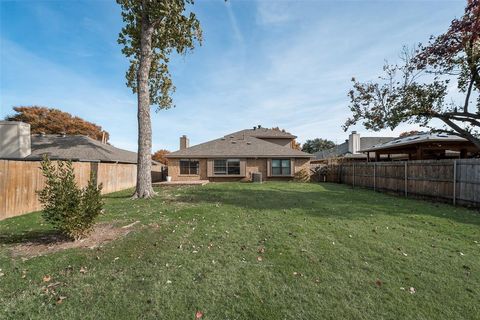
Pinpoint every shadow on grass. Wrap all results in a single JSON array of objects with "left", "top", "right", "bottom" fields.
[
  {"left": 175, "top": 183, "right": 480, "bottom": 226},
  {"left": 103, "top": 194, "right": 132, "bottom": 199},
  {"left": 0, "top": 229, "right": 68, "bottom": 245}
]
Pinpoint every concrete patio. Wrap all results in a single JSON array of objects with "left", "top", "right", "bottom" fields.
[{"left": 152, "top": 180, "right": 209, "bottom": 186}]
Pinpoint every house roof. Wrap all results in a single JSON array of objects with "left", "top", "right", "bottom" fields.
[
  {"left": 360, "top": 133, "right": 469, "bottom": 152},
  {"left": 167, "top": 133, "right": 312, "bottom": 159},
  {"left": 228, "top": 127, "right": 297, "bottom": 139},
  {"left": 314, "top": 137, "right": 395, "bottom": 160},
  {"left": 20, "top": 134, "right": 140, "bottom": 164}
]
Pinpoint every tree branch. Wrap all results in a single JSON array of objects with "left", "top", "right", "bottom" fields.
[
  {"left": 463, "top": 76, "right": 474, "bottom": 113},
  {"left": 434, "top": 114, "right": 480, "bottom": 149}
]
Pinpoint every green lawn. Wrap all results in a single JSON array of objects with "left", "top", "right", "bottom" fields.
[{"left": 0, "top": 182, "right": 479, "bottom": 320}]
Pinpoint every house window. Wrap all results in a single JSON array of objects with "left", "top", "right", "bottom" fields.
[
  {"left": 179, "top": 160, "right": 199, "bottom": 175},
  {"left": 271, "top": 159, "right": 291, "bottom": 176},
  {"left": 214, "top": 159, "right": 241, "bottom": 175}
]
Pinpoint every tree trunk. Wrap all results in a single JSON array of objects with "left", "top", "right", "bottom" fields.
[{"left": 133, "top": 22, "right": 156, "bottom": 199}]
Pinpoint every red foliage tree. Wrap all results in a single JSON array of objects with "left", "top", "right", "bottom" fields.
[
  {"left": 152, "top": 149, "right": 170, "bottom": 165},
  {"left": 5, "top": 106, "right": 110, "bottom": 142},
  {"left": 399, "top": 130, "right": 420, "bottom": 138}
]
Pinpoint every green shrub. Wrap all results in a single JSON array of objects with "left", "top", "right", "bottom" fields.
[{"left": 38, "top": 156, "right": 103, "bottom": 240}]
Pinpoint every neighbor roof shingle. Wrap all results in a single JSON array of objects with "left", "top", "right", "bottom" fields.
[
  {"left": 314, "top": 137, "right": 395, "bottom": 160},
  {"left": 21, "top": 134, "right": 139, "bottom": 164},
  {"left": 228, "top": 128, "right": 297, "bottom": 139}
]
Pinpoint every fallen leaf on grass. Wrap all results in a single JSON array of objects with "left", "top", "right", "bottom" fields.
[
  {"left": 257, "top": 256, "right": 263, "bottom": 262},
  {"left": 195, "top": 310, "right": 204, "bottom": 319},
  {"left": 375, "top": 279, "right": 383, "bottom": 287},
  {"left": 43, "top": 275, "right": 51, "bottom": 282},
  {"left": 56, "top": 296, "right": 67, "bottom": 304},
  {"left": 409, "top": 287, "right": 416, "bottom": 294},
  {"left": 79, "top": 267, "right": 87, "bottom": 274},
  {"left": 122, "top": 220, "right": 140, "bottom": 229},
  {"left": 293, "top": 272, "right": 303, "bottom": 277},
  {"left": 257, "top": 247, "right": 265, "bottom": 254}
]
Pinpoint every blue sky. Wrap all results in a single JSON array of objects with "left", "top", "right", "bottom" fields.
[{"left": 0, "top": 0, "right": 466, "bottom": 152}]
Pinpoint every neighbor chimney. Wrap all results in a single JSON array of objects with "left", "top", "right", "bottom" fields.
[
  {"left": 348, "top": 131, "right": 361, "bottom": 154},
  {"left": 0, "top": 121, "right": 31, "bottom": 158},
  {"left": 180, "top": 135, "right": 189, "bottom": 150}
]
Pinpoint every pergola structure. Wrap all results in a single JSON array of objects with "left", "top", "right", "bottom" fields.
[{"left": 361, "top": 133, "right": 479, "bottom": 161}]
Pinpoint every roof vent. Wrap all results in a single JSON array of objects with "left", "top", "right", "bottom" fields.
[{"left": 253, "top": 126, "right": 256, "bottom": 130}]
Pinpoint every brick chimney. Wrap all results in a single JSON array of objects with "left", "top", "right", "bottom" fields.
[{"left": 180, "top": 135, "right": 189, "bottom": 150}]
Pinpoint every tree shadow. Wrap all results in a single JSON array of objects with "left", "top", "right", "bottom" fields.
[
  {"left": 103, "top": 194, "right": 132, "bottom": 199},
  {"left": 0, "top": 229, "right": 69, "bottom": 245},
  {"left": 175, "top": 183, "right": 480, "bottom": 226}
]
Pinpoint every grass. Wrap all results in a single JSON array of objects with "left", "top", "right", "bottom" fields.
[{"left": 0, "top": 182, "right": 479, "bottom": 320}]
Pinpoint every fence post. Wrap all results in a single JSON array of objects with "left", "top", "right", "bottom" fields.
[
  {"left": 373, "top": 162, "right": 376, "bottom": 191},
  {"left": 352, "top": 163, "right": 355, "bottom": 189},
  {"left": 453, "top": 160, "right": 457, "bottom": 206},
  {"left": 404, "top": 162, "right": 408, "bottom": 197}
]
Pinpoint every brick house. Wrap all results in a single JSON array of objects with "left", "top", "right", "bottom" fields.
[{"left": 166, "top": 126, "right": 313, "bottom": 182}]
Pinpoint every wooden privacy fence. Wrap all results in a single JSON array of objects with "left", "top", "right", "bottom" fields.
[
  {"left": 323, "top": 159, "right": 480, "bottom": 207},
  {"left": 0, "top": 160, "right": 138, "bottom": 220}
]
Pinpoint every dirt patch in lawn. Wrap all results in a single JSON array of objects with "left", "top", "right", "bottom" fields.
[{"left": 10, "top": 222, "right": 139, "bottom": 259}]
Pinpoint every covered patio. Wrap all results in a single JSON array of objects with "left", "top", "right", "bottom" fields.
[{"left": 361, "top": 133, "right": 479, "bottom": 161}]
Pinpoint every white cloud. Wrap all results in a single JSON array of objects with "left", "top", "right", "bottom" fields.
[{"left": 256, "top": 0, "right": 294, "bottom": 26}]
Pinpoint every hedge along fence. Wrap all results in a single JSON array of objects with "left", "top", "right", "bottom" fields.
[
  {"left": 323, "top": 159, "right": 480, "bottom": 207},
  {"left": 0, "top": 160, "right": 141, "bottom": 221}
]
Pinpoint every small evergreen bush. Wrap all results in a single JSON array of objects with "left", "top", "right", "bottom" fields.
[{"left": 38, "top": 156, "right": 103, "bottom": 240}]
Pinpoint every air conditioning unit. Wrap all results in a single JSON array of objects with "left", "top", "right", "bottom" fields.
[{"left": 252, "top": 172, "right": 262, "bottom": 183}]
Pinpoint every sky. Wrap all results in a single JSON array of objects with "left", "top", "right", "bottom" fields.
[{"left": 0, "top": 0, "right": 467, "bottom": 152}]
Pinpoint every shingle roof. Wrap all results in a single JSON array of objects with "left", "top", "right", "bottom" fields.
[
  {"left": 360, "top": 133, "right": 468, "bottom": 152},
  {"left": 228, "top": 128, "right": 297, "bottom": 139},
  {"left": 21, "top": 134, "right": 139, "bottom": 164},
  {"left": 314, "top": 137, "right": 395, "bottom": 160},
  {"left": 167, "top": 135, "right": 312, "bottom": 158}
]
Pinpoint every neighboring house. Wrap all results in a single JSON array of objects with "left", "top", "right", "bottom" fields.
[
  {"left": 312, "top": 131, "right": 395, "bottom": 164},
  {"left": 0, "top": 120, "right": 164, "bottom": 170},
  {"left": 361, "top": 132, "right": 480, "bottom": 161},
  {"left": 165, "top": 126, "right": 313, "bottom": 182}
]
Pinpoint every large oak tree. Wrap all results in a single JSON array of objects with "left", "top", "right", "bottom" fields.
[
  {"left": 345, "top": 0, "right": 480, "bottom": 149},
  {"left": 117, "top": 0, "right": 202, "bottom": 198}
]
